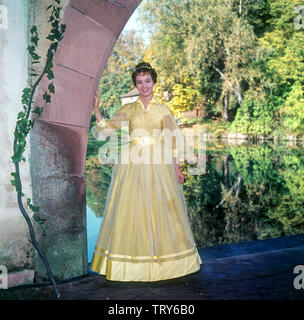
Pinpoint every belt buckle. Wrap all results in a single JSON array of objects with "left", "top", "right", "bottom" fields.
[{"left": 142, "top": 136, "right": 149, "bottom": 144}]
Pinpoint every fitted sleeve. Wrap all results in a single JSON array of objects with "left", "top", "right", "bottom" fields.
[
  {"left": 161, "top": 109, "right": 185, "bottom": 163},
  {"left": 91, "top": 106, "right": 129, "bottom": 140}
]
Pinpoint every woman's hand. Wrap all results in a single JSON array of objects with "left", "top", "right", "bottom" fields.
[
  {"left": 93, "top": 88, "right": 103, "bottom": 122},
  {"left": 175, "top": 164, "right": 184, "bottom": 184},
  {"left": 93, "top": 89, "right": 100, "bottom": 111}
]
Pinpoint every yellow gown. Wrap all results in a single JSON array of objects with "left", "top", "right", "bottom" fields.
[{"left": 90, "top": 95, "right": 202, "bottom": 281}]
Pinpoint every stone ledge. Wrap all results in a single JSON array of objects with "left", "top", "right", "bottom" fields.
[{"left": 8, "top": 270, "right": 34, "bottom": 288}]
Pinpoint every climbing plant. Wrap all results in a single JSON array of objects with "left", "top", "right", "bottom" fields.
[{"left": 10, "top": 0, "right": 66, "bottom": 298}]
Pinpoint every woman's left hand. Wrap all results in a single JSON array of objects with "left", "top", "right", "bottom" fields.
[{"left": 175, "top": 164, "right": 184, "bottom": 184}]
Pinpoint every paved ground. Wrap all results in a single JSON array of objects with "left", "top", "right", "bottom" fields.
[{"left": 1, "top": 234, "right": 304, "bottom": 301}]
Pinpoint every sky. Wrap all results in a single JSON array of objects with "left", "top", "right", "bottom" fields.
[
  {"left": 122, "top": 6, "right": 150, "bottom": 45},
  {"left": 124, "top": 8, "right": 140, "bottom": 32}
]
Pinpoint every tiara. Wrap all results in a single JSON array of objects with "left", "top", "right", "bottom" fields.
[{"left": 134, "top": 65, "right": 153, "bottom": 72}]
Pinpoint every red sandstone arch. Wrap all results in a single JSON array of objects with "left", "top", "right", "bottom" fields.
[{"left": 31, "top": 0, "right": 142, "bottom": 280}]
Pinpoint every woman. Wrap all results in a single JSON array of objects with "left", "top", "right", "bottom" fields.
[{"left": 90, "top": 62, "right": 202, "bottom": 281}]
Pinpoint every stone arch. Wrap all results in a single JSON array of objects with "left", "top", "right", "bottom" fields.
[{"left": 30, "top": 0, "right": 142, "bottom": 280}]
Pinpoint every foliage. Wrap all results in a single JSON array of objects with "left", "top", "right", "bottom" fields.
[
  {"left": 10, "top": 0, "right": 66, "bottom": 298},
  {"left": 138, "top": 0, "right": 304, "bottom": 135},
  {"left": 139, "top": 0, "right": 265, "bottom": 120},
  {"left": 227, "top": 143, "right": 304, "bottom": 235},
  {"left": 11, "top": 2, "right": 66, "bottom": 230},
  {"left": 183, "top": 155, "right": 225, "bottom": 247},
  {"left": 233, "top": 0, "right": 304, "bottom": 135},
  {"left": 86, "top": 159, "right": 113, "bottom": 217},
  {"left": 177, "top": 142, "right": 304, "bottom": 247},
  {"left": 86, "top": 138, "right": 304, "bottom": 248},
  {"left": 270, "top": 150, "right": 304, "bottom": 234},
  {"left": 280, "top": 81, "right": 304, "bottom": 134},
  {"left": 97, "top": 30, "right": 144, "bottom": 118},
  {"left": 167, "top": 77, "right": 205, "bottom": 115},
  {"left": 230, "top": 89, "right": 280, "bottom": 135}
]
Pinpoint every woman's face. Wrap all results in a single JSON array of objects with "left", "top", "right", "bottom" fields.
[{"left": 135, "top": 72, "right": 155, "bottom": 98}]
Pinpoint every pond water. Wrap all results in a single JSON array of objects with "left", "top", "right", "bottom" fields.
[
  {"left": 86, "top": 139, "right": 304, "bottom": 263},
  {"left": 86, "top": 205, "right": 102, "bottom": 263}
]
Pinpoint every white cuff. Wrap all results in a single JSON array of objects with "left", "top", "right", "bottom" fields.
[{"left": 96, "top": 118, "right": 107, "bottom": 128}]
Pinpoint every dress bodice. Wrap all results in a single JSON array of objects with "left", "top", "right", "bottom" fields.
[{"left": 92, "top": 95, "right": 185, "bottom": 161}]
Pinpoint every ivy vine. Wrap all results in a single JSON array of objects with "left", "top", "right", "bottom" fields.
[{"left": 10, "top": 0, "right": 66, "bottom": 298}]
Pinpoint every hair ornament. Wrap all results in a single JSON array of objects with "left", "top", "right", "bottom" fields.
[{"left": 134, "top": 65, "right": 153, "bottom": 72}]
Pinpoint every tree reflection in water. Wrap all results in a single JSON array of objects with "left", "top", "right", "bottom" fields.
[{"left": 86, "top": 140, "right": 304, "bottom": 249}]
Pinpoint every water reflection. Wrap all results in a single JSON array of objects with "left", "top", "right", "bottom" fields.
[
  {"left": 86, "top": 139, "right": 304, "bottom": 259},
  {"left": 86, "top": 205, "right": 102, "bottom": 263}
]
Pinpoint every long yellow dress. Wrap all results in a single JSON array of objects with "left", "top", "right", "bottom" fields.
[{"left": 90, "top": 95, "right": 202, "bottom": 281}]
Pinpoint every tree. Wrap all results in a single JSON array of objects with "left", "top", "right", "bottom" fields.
[
  {"left": 97, "top": 30, "right": 145, "bottom": 118},
  {"left": 139, "top": 0, "right": 264, "bottom": 121},
  {"left": 257, "top": 0, "right": 304, "bottom": 134},
  {"left": 232, "top": 0, "right": 304, "bottom": 135},
  {"left": 167, "top": 77, "right": 205, "bottom": 116}
]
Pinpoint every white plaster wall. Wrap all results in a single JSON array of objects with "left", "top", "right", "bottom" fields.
[{"left": 0, "top": 0, "right": 33, "bottom": 270}]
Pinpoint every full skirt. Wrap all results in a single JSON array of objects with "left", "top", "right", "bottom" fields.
[{"left": 90, "top": 143, "right": 202, "bottom": 281}]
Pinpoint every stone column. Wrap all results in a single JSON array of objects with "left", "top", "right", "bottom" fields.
[{"left": 30, "top": 0, "right": 142, "bottom": 281}]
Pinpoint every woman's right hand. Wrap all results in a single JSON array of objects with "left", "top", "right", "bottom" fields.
[
  {"left": 93, "top": 88, "right": 104, "bottom": 122},
  {"left": 93, "top": 88, "right": 101, "bottom": 112}
]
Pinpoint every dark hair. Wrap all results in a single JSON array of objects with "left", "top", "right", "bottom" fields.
[{"left": 132, "top": 62, "right": 157, "bottom": 86}]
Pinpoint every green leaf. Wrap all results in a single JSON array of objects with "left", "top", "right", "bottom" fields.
[
  {"left": 31, "top": 35, "right": 39, "bottom": 46},
  {"left": 48, "top": 15, "right": 55, "bottom": 23},
  {"left": 29, "top": 119, "right": 35, "bottom": 128},
  {"left": 49, "top": 42, "right": 58, "bottom": 52},
  {"left": 23, "top": 87, "right": 31, "bottom": 93},
  {"left": 51, "top": 20, "right": 59, "bottom": 29},
  {"left": 27, "top": 198, "right": 40, "bottom": 212},
  {"left": 43, "top": 91, "right": 51, "bottom": 103},
  {"left": 10, "top": 172, "right": 18, "bottom": 187},
  {"left": 46, "top": 69, "right": 54, "bottom": 80},
  {"left": 32, "top": 106, "right": 44, "bottom": 115},
  {"left": 17, "top": 111, "right": 25, "bottom": 119},
  {"left": 46, "top": 60, "right": 53, "bottom": 69},
  {"left": 30, "top": 25, "right": 37, "bottom": 34},
  {"left": 11, "top": 151, "right": 24, "bottom": 163},
  {"left": 33, "top": 214, "right": 47, "bottom": 234},
  {"left": 48, "top": 83, "right": 55, "bottom": 93},
  {"left": 32, "top": 53, "right": 41, "bottom": 61}
]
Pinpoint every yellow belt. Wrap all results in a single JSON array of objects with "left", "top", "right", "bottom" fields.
[{"left": 130, "top": 136, "right": 158, "bottom": 145}]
